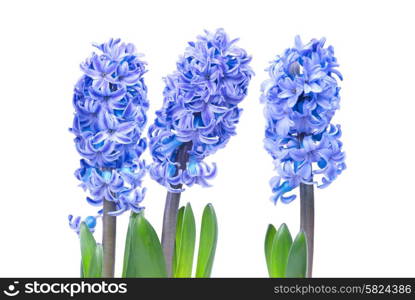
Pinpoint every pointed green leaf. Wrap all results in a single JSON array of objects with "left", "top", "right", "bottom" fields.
[
  {"left": 195, "top": 204, "right": 218, "bottom": 278},
  {"left": 264, "top": 224, "right": 277, "bottom": 276},
  {"left": 125, "top": 213, "right": 167, "bottom": 278},
  {"left": 174, "top": 203, "right": 196, "bottom": 278},
  {"left": 270, "top": 223, "right": 293, "bottom": 278},
  {"left": 173, "top": 206, "right": 185, "bottom": 276},
  {"left": 285, "top": 231, "right": 307, "bottom": 278},
  {"left": 122, "top": 212, "right": 137, "bottom": 277},
  {"left": 79, "top": 223, "right": 97, "bottom": 277}
]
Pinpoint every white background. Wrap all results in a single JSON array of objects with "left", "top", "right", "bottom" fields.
[{"left": 0, "top": 0, "right": 414, "bottom": 277}]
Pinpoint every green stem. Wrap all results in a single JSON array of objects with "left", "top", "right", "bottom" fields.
[{"left": 102, "top": 199, "right": 116, "bottom": 278}]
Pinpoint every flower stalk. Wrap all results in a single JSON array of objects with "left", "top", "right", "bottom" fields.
[
  {"left": 102, "top": 199, "right": 117, "bottom": 278},
  {"left": 161, "top": 142, "right": 192, "bottom": 277},
  {"left": 297, "top": 132, "right": 314, "bottom": 278},
  {"left": 161, "top": 192, "right": 181, "bottom": 277},
  {"left": 299, "top": 182, "right": 314, "bottom": 277}
]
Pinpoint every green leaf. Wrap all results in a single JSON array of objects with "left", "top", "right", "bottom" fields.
[
  {"left": 125, "top": 213, "right": 167, "bottom": 278},
  {"left": 270, "top": 223, "right": 293, "bottom": 278},
  {"left": 173, "top": 206, "right": 185, "bottom": 276},
  {"left": 80, "top": 261, "right": 84, "bottom": 278},
  {"left": 89, "top": 244, "right": 103, "bottom": 278},
  {"left": 195, "top": 204, "right": 218, "bottom": 278},
  {"left": 122, "top": 212, "right": 137, "bottom": 277},
  {"left": 264, "top": 224, "right": 277, "bottom": 277},
  {"left": 174, "top": 203, "right": 196, "bottom": 278},
  {"left": 79, "top": 223, "right": 97, "bottom": 277},
  {"left": 285, "top": 231, "right": 307, "bottom": 278}
]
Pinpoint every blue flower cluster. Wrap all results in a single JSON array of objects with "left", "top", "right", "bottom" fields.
[
  {"left": 261, "top": 36, "right": 346, "bottom": 204},
  {"left": 70, "top": 38, "right": 148, "bottom": 228},
  {"left": 148, "top": 29, "right": 253, "bottom": 191}
]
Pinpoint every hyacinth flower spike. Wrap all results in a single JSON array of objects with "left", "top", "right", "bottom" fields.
[
  {"left": 261, "top": 36, "right": 345, "bottom": 277},
  {"left": 70, "top": 39, "right": 149, "bottom": 277},
  {"left": 148, "top": 29, "right": 253, "bottom": 276}
]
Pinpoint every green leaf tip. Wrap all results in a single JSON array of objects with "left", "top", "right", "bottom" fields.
[
  {"left": 80, "top": 223, "right": 102, "bottom": 278},
  {"left": 264, "top": 224, "right": 277, "bottom": 276},
  {"left": 173, "top": 202, "right": 196, "bottom": 278},
  {"left": 123, "top": 213, "right": 167, "bottom": 278},
  {"left": 196, "top": 203, "right": 218, "bottom": 278},
  {"left": 270, "top": 223, "right": 292, "bottom": 278}
]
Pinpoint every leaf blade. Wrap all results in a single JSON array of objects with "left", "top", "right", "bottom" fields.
[
  {"left": 173, "top": 206, "right": 185, "bottom": 276},
  {"left": 285, "top": 231, "right": 307, "bottom": 278},
  {"left": 89, "top": 244, "right": 103, "bottom": 278},
  {"left": 79, "top": 223, "right": 97, "bottom": 278},
  {"left": 126, "top": 213, "right": 167, "bottom": 278},
  {"left": 270, "top": 223, "right": 293, "bottom": 278},
  {"left": 122, "top": 212, "right": 137, "bottom": 277},
  {"left": 264, "top": 224, "right": 277, "bottom": 277},
  {"left": 174, "top": 203, "right": 196, "bottom": 278},
  {"left": 195, "top": 204, "right": 218, "bottom": 278}
]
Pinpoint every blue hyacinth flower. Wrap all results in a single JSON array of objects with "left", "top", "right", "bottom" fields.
[
  {"left": 69, "top": 39, "right": 149, "bottom": 232},
  {"left": 148, "top": 29, "right": 254, "bottom": 191},
  {"left": 261, "top": 36, "right": 346, "bottom": 204}
]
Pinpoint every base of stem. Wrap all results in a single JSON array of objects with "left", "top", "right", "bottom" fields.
[
  {"left": 300, "top": 183, "right": 314, "bottom": 278},
  {"left": 102, "top": 200, "right": 117, "bottom": 278}
]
